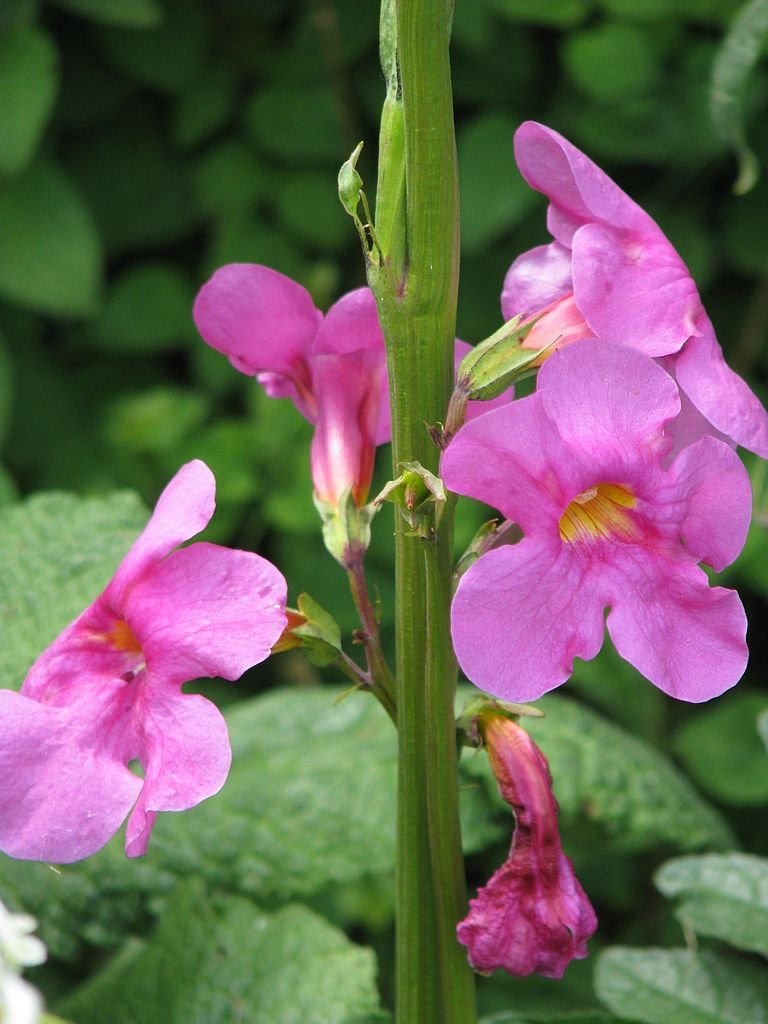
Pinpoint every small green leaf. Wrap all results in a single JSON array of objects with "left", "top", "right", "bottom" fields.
[
  {"left": 458, "top": 112, "right": 539, "bottom": 253},
  {"left": 90, "top": 262, "right": 196, "bottom": 352},
  {"left": 276, "top": 169, "right": 350, "bottom": 250},
  {"left": 562, "top": 23, "right": 659, "bottom": 104},
  {"left": 193, "top": 140, "right": 270, "bottom": 219},
  {"left": 0, "top": 490, "right": 148, "bottom": 689},
  {"left": 596, "top": 948, "right": 768, "bottom": 1024},
  {"left": 48, "top": 0, "right": 162, "bottom": 27},
  {"left": 58, "top": 886, "right": 382, "bottom": 1024},
  {"left": 481, "top": 1014, "right": 623, "bottom": 1024},
  {"left": 0, "top": 160, "right": 102, "bottom": 317},
  {"left": 0, "top": 25, "right": 59, "bottom": 175},
  {"left": 672, "top": 691, "right": 768, "bottom": 805},
  {"left": 710, "top": 0, "right": 768, "bottom": 194},
  {"left": 655, "top": 853, "right": 768, "bottom": 957},
  {"left": 103, "top": 388, "right": 210, "bottom": 456},
  {"left": 172, "top": 63, "right": 236, "bottom": 148},
  {"left": 485, "top": 0, "right": 592, "bottom": 27}
]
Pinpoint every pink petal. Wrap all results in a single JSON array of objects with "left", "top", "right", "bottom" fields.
[
  {"left": 125, "top": 692, "right": 231, "bottom": 857},
  {"left": 571, "top": 223, "right": 703, "bottom": 356},
  {"left": 312, "top": 287, "right": 384, "bottom": 357},
  {"left": 125, "top": 542, "right": 287, "bottom": 685},
  {"left": 109, "top": 460, "right": 216, "bottom": 603},
  {"left": 451, "top": 540, "right": 605, "bottom": 702},
  {"left": 193, "top": 263, "right": 322, "bottom": 379},
  {"left": 669, "top": 436, "right": 752, "bottom": 572},
  {"left": 0, "top": 690, "right": 142, "bottom": 863},
  {"left": 501, "top": 242, "right": 573, "bottom": 320},
  {"left": 674, "top": 318, "right": 768, "bottom": 458},
  {"left": 605, "top": 554, "right": 748, "bottom": 702},
  {"left": 538, "top": 341, "right": 679, "bottom": 466},
  {"left": 441, "top": 395, "right": 576, "bottom": 536},
  {"left": 514, "top": 121, "right": 651, "bottom": 245}
]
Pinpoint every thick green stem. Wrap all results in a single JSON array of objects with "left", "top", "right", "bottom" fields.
[{"left": 369, "top": 1, "right": 477, "bottom": 1020}]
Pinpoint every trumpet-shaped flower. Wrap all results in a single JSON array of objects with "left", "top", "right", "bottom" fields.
[
  {"left": 503, "top": 121, "right": 768, "bottom": 458},
  {"left": 0, "top": 461, "right": 287, "bottom": 863},
  {"left": 443, "top": 341, "right": 751, "bottom": 704},
  {"left": 193, "top": 264, "right": 505, "bottom": 510},
  {"left": 458, "top": 712, "right": 596, "bottom": 978}
]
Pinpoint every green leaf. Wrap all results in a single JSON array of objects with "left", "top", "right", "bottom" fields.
[
  {"left": 276, "top": 169, "right": 351, "bottom": 250},
  {"left": 595, "top": 948, "right": 768, "bottom": 1024},
  {"left": 0, "top": 332, "right": 14, "bottom": 450},
  {"left": 672, "top": 691, "right": 768, "bottom": 805},
  {"left": 562, "top": 23, "right": 659, "bottom": 104},
  {"left": 90, "top": 263, "right": 196, "bottom": 352},
  {"left": 58, "top": 886, "right": 382, "bottom": 1024},
  {"left": 655, "top": 853, "right": 768, "bottom": 957},
  {"left": 710, "top": 0, "right": 768, "bottom": 194},
  {"left": 98, "top": 0, "right": 209, "bottom": 93},
  {"left": 103, "top": 387, "right": 210, "bottom": 456},
  {"left": 457, "top": 112, "right": 539, "bottom": 254},
  {"left": 481, "top": 1015, "right": 623, "bottom": 1024},
  {"left": 0, "top": 490, "right": 148, "bottom": 689},
  {"left": 463, "top": 695, "right": 734, "bottom": 853},
  {"left": 0, "top": 25, "right": 59, "bottom": 175},
  {"left": 0, "top": 160, "right": 102, "bottom": 317},
  {"left": 484, "top": 0, "right": 593, "bottom": 27},
  {"left": 48, "top": 0, "right": 162, "bottom": 27},
  {"left": 244, "top": 84, "right": 343, "bottom": 163},
  {"left": 193, "top": 140, "right": 270, "bottom": 219},
  {"left": 172, "top": 63, "right": 236, "bottom": 148}
]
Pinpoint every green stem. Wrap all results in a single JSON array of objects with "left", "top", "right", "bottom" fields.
[
  {"left": 346, "top": 555, "right": 398, "bottom": 723},
  {"left": 369, "top": 0, "right": 477, "bottom": 1019}
]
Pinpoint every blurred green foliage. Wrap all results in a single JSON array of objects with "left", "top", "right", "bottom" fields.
[{"left": 2, "top": 0, "right": 768, "bottom": 1020}]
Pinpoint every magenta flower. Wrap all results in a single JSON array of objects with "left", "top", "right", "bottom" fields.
[
  {"left": 0, "top": 461, "right": 287, "bottom": 863},
  {"left": 193, "top": 264, "right": 388, "bottom": 508},
  {"left": 503, "top": 121, "right": 768, "bottom": 458},
  {"left": 458, "top": 711, "right": 597, "bottom": 978},
  {"left": 443, "top": 341, "right": 751, "bottom": 704},
  {"left": 193, "top": 263, "right": 504, "bottom": 509}
]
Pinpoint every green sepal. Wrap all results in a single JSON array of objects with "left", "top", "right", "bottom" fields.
[
  {"left": 338, "top": 140, "right": 365, "bottom": 219},
  {"left": 374, "top": 461, "right": 446, "bottom": 538},
  {"left": 457, "top": 695, "right": 545, "bottom": 748},
  {"left": 456, "top": 313, "right": 553, "bottom": 401},
  {"left": 314, "top": 487, "right": 375, "bottom": 566},
  {"left": 291, "top": 592, "right": 344, "bottom": 668}
]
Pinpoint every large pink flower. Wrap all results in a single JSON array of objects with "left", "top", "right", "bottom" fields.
[
  {"left": 0, "top": 461, "right": 287, "bottom": 863},
  {"left": 442, "top": 341, "right": 751, "bottom": 704},
  {"left": 193, "top": 263, "right": 503, "bottom": 508},
  {"left": 503, "top": 121, "right": 768, "bottom": 458},
  {"left": 458, "top": 711, "right": 596, "bottom": 978}
]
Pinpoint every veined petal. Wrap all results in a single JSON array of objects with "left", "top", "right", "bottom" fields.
[
  {"left": 109, "top": 460, "right": 216, "bottom": 603},
  {"left": 605, "top": 554, "right": 748, "bottom": 702},
  {"left": 125, "top": 542, "right": 287, "bottom": 685},
  {"left": 572, "top": 222, "right": 703, "bottom": 356},
  {"left": 451, "top": 540, "right": 605, "bottom": 703},
  {"left": 674, "top": 318, "right": 768, "bottom": 458},
  {"left": 501, "top": 242, "right": 573, "bottom": 321},
  {"left": 441, "top": 395, "right": 577, "bottom": 535},
  {"left": 312, "top": 287, "right": 384, "bottom": 357},
  {"left": 0, "top": 690, "right": 142, "bottom": 863},
  {"left": 539, "top": 341, "right": 679, "bottom": 466},
  {"left": 514, "top": 122, "right": 652, "bottom": 244},
  {"left": 125, "top": 692, "right": 231, "bottom": 858},
  {"left": 193, "top": 263, "right": 321, "bottom": 380}
]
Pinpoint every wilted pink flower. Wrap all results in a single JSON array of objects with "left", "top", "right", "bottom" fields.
[
  {"left": 443, "top": 341, "right": 751, "bottom": 703},
  {"left": 503, "top": 121, "right": 768, "bottom": 458},
  {"left": 0, "top": 461, "right": 287, "bottom": 863},
  {"left": 458, "top": 711, "right": 596, "bottom": 978},
  {"left": 193, "top": 264, "right": 505, "bottom": 509}
]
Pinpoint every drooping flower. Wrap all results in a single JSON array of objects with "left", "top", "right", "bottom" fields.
[
  {"left": 502, "top": 121, "right": 768, "bottom": 458},
  {"left": 0, "top": 461, "right": 287, "bottom": 863},
  {"left": 443, "top": 341, "right": 752, "bottom": 704},
  {"left": 193, "top": 263, "right": 507, "bottom": 511},
  {"left": 458, "top": 711, "right": 597, "bottom": 978}
]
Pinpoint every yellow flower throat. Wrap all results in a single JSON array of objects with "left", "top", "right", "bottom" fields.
[{"left": 558, "top": 483, "right": 638, "bottom": 544}]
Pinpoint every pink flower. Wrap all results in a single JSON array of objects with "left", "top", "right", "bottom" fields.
[
  {"left": 193, "top": 264, "right": 388, "bottom": 508},
  {"left": 442, "top": 341, "right": 751, "bottom": 704},
  {"left": 503, "top": 121, "right": 768, "bottom": 458},
  {"left": 458, "top": 711, "right": 597, "bottom": 978},
  {"left": 0, "top": 461, "right": 287, "bottom": 863},
  {"left": 193, "top": 263, "right": 504, "bottom": 509}
]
